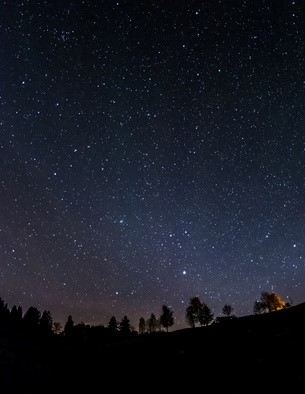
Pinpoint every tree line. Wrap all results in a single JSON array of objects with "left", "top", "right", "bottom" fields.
[{"left": 0, "top": 291, "right": 291, "bottom": 338}]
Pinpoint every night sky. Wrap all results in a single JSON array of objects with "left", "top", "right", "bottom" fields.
[{"left": 1, "top": 0, "right": 305, "bottom": 330}]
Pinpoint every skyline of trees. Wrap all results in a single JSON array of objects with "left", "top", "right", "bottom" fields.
[{"left": 0, "top": 291, "right": 291, "bottom": 335}]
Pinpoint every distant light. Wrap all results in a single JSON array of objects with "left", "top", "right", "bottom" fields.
[{"left": 182, "top": 270, "right": 186, "bottom": 275}]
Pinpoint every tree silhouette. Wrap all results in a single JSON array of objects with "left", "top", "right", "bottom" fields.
[
  {"left": 138, "top": 317, "right": 146, "bottom": 334},
  {"left": 119, "top": 315, "right": 131, "bottom": 335},
  {"left": 156, "top": 317, "right": 162, "bottom": 332},
  {"left": 185, "top": 297, "right": 202, "bottom": 327},
  {"left": 108, "top": 316, "right": 118, "bottom": 332},
  {"left": 40, "top": 310, "right": 53, "bottom": 335},
  {"left": 185, "top": 297, "right": 214, "bottom": 327},
  {"left": 160, "top": 305, "right": 174, "bottom": 332},
  {"left": 222, "top": 304, "right": 233, "bottom": 317},
  {"left": 186, "top": 305, "right": 196, "bottom": 328},
  {"left": 260, "top": 291, "right": 286, "bottom": 312},
  {"left": 253, "top": 300, "right": 266, "bottom": 314},
  {"left": 199, "top": 303, "right": 214, "bottom": 326},
  {"left": 23, "top": 306, "right": 41, "bottom": 331},
  {"left": 64, "top": 315, "right": 74, "bottom": 337},
  {"left": 147, "top": 313, "right": 158, "bottom": 333}
]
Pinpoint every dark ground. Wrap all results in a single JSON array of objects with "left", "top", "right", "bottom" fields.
[{"left": 1, "top": 302, "right": 305, "bottom": 392}]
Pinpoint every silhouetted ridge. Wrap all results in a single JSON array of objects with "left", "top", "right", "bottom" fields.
[{"left": 1, "top": 298, "right": 305, "bottom": 392}]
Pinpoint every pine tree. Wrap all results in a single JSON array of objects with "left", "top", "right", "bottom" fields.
[
  {"left": 23, "top": 306, "right": 41, "bottom": 331},
  {"left": 119, "top": 315, "right": 131, "bottom": 335},
  {"left": 40, "top": 310, "right": 53, "bottom": 334},
  {"left": 138, "top": 317, "right": 146, "bottom": 334},
  {"left": 64, "top": 315, "right": 74, "bottom": 337},
  {"left": 160, "top": 305, "right": 174, "bottom": 332},
  {"left": 108, "top": 316, "right": 118, "bottom": 332},
  {"left": 147, "top": 313, "right": 158, "bottom": 333}
]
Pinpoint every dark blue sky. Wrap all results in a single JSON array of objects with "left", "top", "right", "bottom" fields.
[{"left": 1, "top": 0, "right": 305, "bottom": 330}]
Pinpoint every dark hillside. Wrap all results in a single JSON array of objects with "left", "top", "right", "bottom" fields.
[{"left": 1, "top": 302, "right": 305, "bottom": 392}]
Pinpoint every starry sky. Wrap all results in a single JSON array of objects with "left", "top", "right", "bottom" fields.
[{"left": 1, "top": 0, "right": 305, "bottom": 330}]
